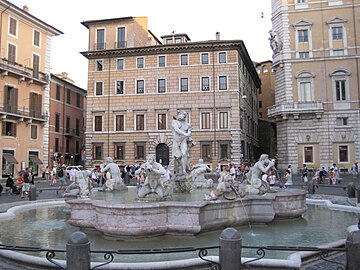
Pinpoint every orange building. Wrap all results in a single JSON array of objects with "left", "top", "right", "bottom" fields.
[{"left": 0, "top": 1, "right": 62, "bottom": 177}]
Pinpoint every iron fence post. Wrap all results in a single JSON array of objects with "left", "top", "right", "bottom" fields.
[
  {"left": 346, "top": 229, "right": 360, "bottom": 270},
  {"left": 219, "top": 227, "right": 241, "bottom": 269},
  {"left": 66, "top": 231, "right": 90, "bottom": 270}
]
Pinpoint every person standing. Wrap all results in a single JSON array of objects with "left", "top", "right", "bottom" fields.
[
  {"left": 351, "top": 162, "right": 358, "bottom": 178},
  {"left": 284, "top": 165, "right": 293, "bottom": 187},
  {"left": 69, "top": 167, "right": 77, "bottom": 182},
  {"left": 302, "top": 164, "right": 308, "bottom": 183},
  {"left": 21, "top": 169, "right": 31, "bottom": 199},
  {"left": 58, "top": 165, "right": 67, "bottom": 191}
]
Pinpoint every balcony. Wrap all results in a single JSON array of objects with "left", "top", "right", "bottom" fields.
[
  {"left": 0, "top": 104, "right": 47, "bottom": 123},
  {"left": 268, "top": 101, "right": 324, "bottom": 120},
  {"left": 0, "top": 58, "right": 49, "bottom": 86},
  {"left": 92, "top": 41, "right": 127, "bottom": 51},
  {"left": 64, "top": 128, "right": 80, "bottom": 137}
]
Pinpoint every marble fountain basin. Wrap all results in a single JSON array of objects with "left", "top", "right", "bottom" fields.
[{"left": 67, "top": 188, "right": 307, "bottom": 238}]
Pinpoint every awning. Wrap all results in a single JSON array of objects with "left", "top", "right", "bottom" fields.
[
  {"left": 29, "top": 155, "right": 43, "bottom": 164},
  {"left": 3, "top": 153, "right": 18, "bottom": 164}
]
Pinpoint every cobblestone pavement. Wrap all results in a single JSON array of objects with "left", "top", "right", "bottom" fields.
[{"left": 0, "top": 173, "right": 359, "bottom": 269}]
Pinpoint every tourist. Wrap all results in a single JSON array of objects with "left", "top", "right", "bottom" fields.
[
  {"left": 91, "top": 168, "right": 99, "bottom": 186},
  {"left": 50, "top": 166, "right": 57, "bottom": 185},
  {"left": 328, "top": 168, "right": 334, "bottom": 185},
  {"left": 58, "top": 165, "right": 67, "bottom": 191},
  {"left": 6, "top": 174, "right": 19, "bottom": 194},
  {"left": 302, "top": 164, "right": 308, "bottom": 183},
  {"left": 331, "top": 163, "right": 339, "bottom": 184},
  {"left": 319, "top": 167, "right": 327, "bottom": 183},
  {"left": 45, "top": 166, "right": 50, "bottom": 181},
  {"left": 164, "top": 166, "right": 172, "bottom": 181},
  {"left": 284, "top": 165, "right": 293, "bottom": 188},
  {"left": 268, "top": 170, "right": 277, "bottom": 187},
  {"left": 69, "top": 167, "right": 77, "bottom": 182},
  {"left": 229, "top": 164, "right": 236, "bottom": 180},
  {"left": 351, "top": 162, "right": 358, "bottom": 178},
  {"left": 21, "top": 169, "right": 31, "bottom": 199}
]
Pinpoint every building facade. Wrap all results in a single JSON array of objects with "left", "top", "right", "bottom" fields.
[
  {"left": 81, "top": 16, "right": 260, "bottom": 170},
  {"left": 256, "top": 60, "right": 277, "bottom": 158},
  {"left": 0, "top": 1, "right": 62, "bottom": 177},
  {"left": 269, "top": 0, "right": 360, "bottom": 172},
  {"left": 48, "top": 73, "right": 86, "bottom": 168}
]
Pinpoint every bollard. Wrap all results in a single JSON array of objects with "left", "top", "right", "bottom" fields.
[
  {"left": 219, "top": 227, "right": 242, "bottom": 269},
  {"left": 346, "top": 230, "right": 360, "bottom": 270},
  {"left": 347, "top": 182, "right": 355, "bottom": 198},
  {"left": 29, "top": 185, "right": 37, "bottom": 201},
  {"left": 66, "top": 231, "right": 90, "bottom": 270}
]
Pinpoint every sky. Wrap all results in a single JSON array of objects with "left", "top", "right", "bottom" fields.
[{"left": 10, "top": 0, "right": 273, "bottom": 89}]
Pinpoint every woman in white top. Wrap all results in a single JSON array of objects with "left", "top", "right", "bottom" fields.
[{"left": 284, "top": 165, "right": 293, "bottom": 187}]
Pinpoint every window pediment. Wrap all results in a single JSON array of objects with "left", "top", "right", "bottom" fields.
[
  {"left": 330, "top": 69, "right": 351, "bottom": 77},
  {"left": 326, "top": 17, "right": 347, "bottom": 25},
  {"left": 295, "top": 71, "right": 315, "bottom": 79},
  {"left": 293, "top": 19, "right": 313, "bottom": 28}
]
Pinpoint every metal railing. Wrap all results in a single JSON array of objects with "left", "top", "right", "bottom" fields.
[{"left": 0, "top": 228, "right": 355, "bottom": 270}]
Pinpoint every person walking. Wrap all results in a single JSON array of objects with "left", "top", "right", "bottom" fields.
[
  {"left": 284, "top": 165, "right": 293, "bottom": 188},
  {"left": 302, "top": 164, "right": 308, "bottom": 183}
]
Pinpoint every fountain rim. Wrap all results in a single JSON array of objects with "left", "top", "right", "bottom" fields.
[{"left": 0, "top": 197, "right": 358, "bottom": 270}]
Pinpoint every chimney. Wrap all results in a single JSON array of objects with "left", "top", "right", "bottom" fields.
[
  {"left": 216, "top": 32, "right": 220, "bottom": 40},
  {"left": 23, "top": 5, "right": 29, "bottom": 12}
]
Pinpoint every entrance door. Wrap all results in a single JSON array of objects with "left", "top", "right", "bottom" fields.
[{"left": 156, "top": 143, "right": 169, "bottom": 166}]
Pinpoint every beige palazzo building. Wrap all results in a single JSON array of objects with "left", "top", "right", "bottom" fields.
[
  {"left": 0, "top": 1, "right": 62, "bottom": 177},
  {"left": 81, "top": 16, "right": 260, "bottom": 170},
  {"left": 268, "top": 0, "right": 360, "bottom": 172}
]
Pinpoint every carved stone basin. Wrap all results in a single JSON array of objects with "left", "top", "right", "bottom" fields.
[{"left": 67, "top": 188, "right": 307, "bottom": 238}]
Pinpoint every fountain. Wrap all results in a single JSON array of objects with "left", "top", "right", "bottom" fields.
[{"left": 66, "top": 110, "right": 307, "bottom": 238}]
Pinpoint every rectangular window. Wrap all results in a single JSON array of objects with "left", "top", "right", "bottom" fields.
[
  {"left": 332, "top": 27, "right": 343, "bottom": 40},
  {"left": 66, "top": 116, "right": 70, "bottom": 133},
  {"left": 180, "top": 78, "right": 188, "bottom": 92},
  {"left": 137, "top": 57, "right": 144, "bottom": 68},
  {"left": 136, "top": 80, "right": 144, "bottom": 94},
  {"left": 304, "top": 146, "right": 313, "bottom": 163},
  {"left": 299, "top": 82, "right": 312, "bottom": 101},
  {"left": 219, "top": 112, "right": 228, "bottom": 129},
  {"left": 95, "top": 82, "right": 103, "bottom": 95},
  {"left": 158, "top": 56, "right": 166, "bottom": 67},
  {"left": 33, "top": 30, "right": 40, "bottom": 47},
  {"left": 66, "top": 139, "right": 70, "bottom": 153},
  {"left": 298, "top": 30, "right": 308, "bottom": 42},
  {"left": 117, "top": 27, "right": 126, "bottom": 48},
  {"left": 115, "top": 115, "right": 125, "bottom": 131},
  {"left": 66, "top": 89, "right": 71, "bottom": 104},
  {"left": 299, "top": 52, "right": 310, "bottom": 59},
  {"left": 116, "top": 80, "right": 124, "bottom": 95},
  {"left": 175, "top": 37, "right": 182, "bottom": 43},
  {"left": 4, "top": 85, "right": 18, "bottom": 113},
  {"left": 54, "top": 138, "right": 59, "bottom": 152},
  {"left": 219, "top": 52, "right": 227, "bottom": 63},
  {"left": 158, "top": 79, "right": 166, "bottom": 93},
  {"left": 201, "top": 143, "right": 211, "bottom": 162},
  {"left": 96, "top": 29, "right": 105, "bottom": 50},
  {"left": 114, "top": 143, "right": 125, "bottom": 160},
  {"left": 339, "top": 145, "right": 348, "bottom": 162},
  {"left": 157, "top": 113, "right": 166, "bottom": 130},
  {"left": 335, "top": 80, "right": 346, "bottom": 101},
  {"left": 336, "top": 117, "right": 348, "bottom": 126},
  {"left": 201, "top": 77, "right": 210, "bottom": 91},
  {"left": 56, "top": 85, "right": 61, "bottom": 100},
  {"left": 135, "top": 143, "right": 146, "bottom": 160},
  {"left": 96, "top": 60, "right": 103, "bottom": 71},
  {"left": 9, "top": 17, "right": 17, "bottom": 36},
  {"left": 219, "top": 76, "right": 227, "bottom": 90},
  {"left": 259, "top": 101, "right": 262, "bottom": 108},
  {"left": 29, "top": 92, "right": 42, "bottom": 118},
  {"left": 136, "top": 114, "right": 145, "bottom": 130},
  {"left": 55, "top": 113, "right": 60, "bottom": 132},
  {"left": 8, "top": 43, "right": 16, "bottom": 63},
  {"left": 219, "top": 143, "right": 229, "bottom": 159},
  {"left": 94, "top": 116, "right": 102, "bottom": 131},
  {"left": 32, "top": 54, "right": 40, "bottom": 78},
  {"left": 201, "top": 112, "right": 211, "bottom": 129},
  {"left": 2, "top": 121, "right": 16, "bottom": 137},
  {"left": 93, "top": 144, "right": 103, "bottom": 160},
  {"left": 201, "top": 53, "right": 209, "bottom": 64},
  {"left": 76, "top": 118, "right": 80, "bottom": 136},
  {"left": 76, "top": 93, "right": 81, "bottom": 107},
  {"left": 180, "top": 54, "right": 188, "bottom": 65},
  {"left": 76, "top": 141, "right": 80, "bottom": 153},
  {"left": 117, "top": 59, "right": 124, "bottom": 70}
]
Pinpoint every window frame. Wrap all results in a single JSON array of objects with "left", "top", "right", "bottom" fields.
[
  {"left": 201, "top": 76, "right": 210, "bottom": 91},
  {"left": 96, "top": 28, "right": 105, "bottom": 50},
  {"left": 114, "top": 142, "right": 125, "bottom": 160},
  {"left": 180, "top": 54, "right": 188, "bottom": 66},
  {"left": 180, "top": 77, "right": 189, "bottom": 92},
  {"left": 33, "top": 29, "right": 41, "bottom": 48},
  {"left": 136, "top": 57, "right": 144, "bottom": 69},
  {"left": 114, "top": 114, "right": 125, "bottom": 131},
  {"left": 219, "top": 52, "right": 227, "bottom": 64},
  {"left": 157, "top": 113, "right": 167, "bottom": 130},
  {"left": 218, "top": 76, "right": 228, "bottom": 90},
  {"left": 135, "top": 114, "right": 145, "bottom": 131},
  {"left": 95, "top": 81, "right": 103, "bottom": 96},
  {"left": 94, "top": 115, "right": 103, "bottom": 132},
  {"left": 8, "top": 17, "right": 17, "bottom": 37},
  {"left": 135, "top": 142, "right": 146, "bottom": 160},
  {"left": 219, "top": 112, "right": 229, "bottom": 129},
  {"left": 201, "top": 142, "right": 212, "bottom": 162},
  {"left": 338, "top": 144, "right": 349, "bottom": 163},
  {"left": 303, "top": 145, "right": 314, "bottom": 164},
  {"left": 115, "top": 80, "right": 125, "bottom": 95},
  {"left": 200, "top": 112, "right": 211, "bottom": 129},
  {"left": 116, "top": 58, "right": 124, "bottom": 70},
  {"left": 96, "top": 59, "right": 104, "bottom": 71},
  {"left": 158, "top": 55, "right": 166, "bottom": 67},
  {"left": 157, "top": 78, "right": 166, "bottom": 93},
  {"left": 136, "top": 79, "right": 145, "bottom": 94},
  {"left": 219, "top": 141, "right": 230, "bottom": 160},
  {"left": 201, "top": 53, "right": 209, "bottom": 65}
]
